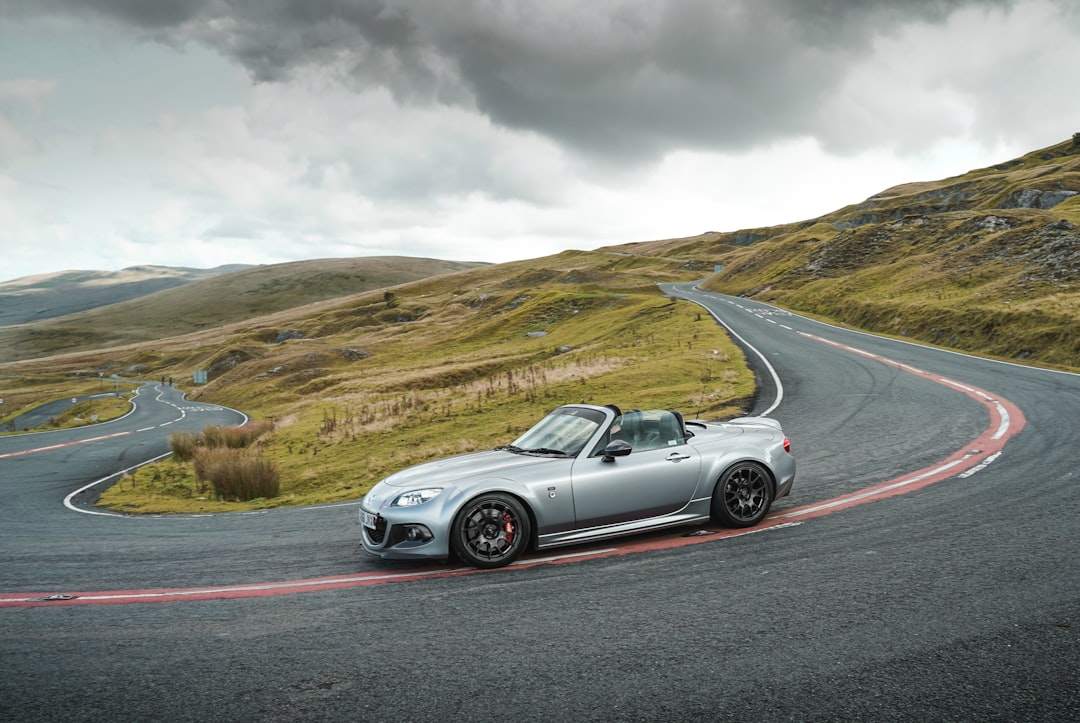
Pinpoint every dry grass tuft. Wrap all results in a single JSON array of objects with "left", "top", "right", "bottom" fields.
[{"left": 193, "top": 448, "right": 280, "bottom": 502}]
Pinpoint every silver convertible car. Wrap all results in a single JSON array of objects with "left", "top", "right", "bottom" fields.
[{"left": 359, "top": 404, "right": 795, "bottom": 568}]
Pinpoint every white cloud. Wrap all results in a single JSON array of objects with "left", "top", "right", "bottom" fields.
[
  {"left": 0, "top": 78, "right": 54, "bottom": 162},
  {"left": 1, "top": 0, "right": 1079, "bottom": 282},
  {"left": 816, "top": 0, "right": 1080, "bottom": 154}
]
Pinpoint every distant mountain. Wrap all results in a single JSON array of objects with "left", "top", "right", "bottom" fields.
[
  {"left": 0, "top": 265, "right": 252, "bottom": 328},
  {"left": 0, "top": 257, "right": 487, "bottom": 363}
]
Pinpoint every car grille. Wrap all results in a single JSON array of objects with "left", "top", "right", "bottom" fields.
[{"left": 364, "top": 516, "right": 388, "bottom": 545}]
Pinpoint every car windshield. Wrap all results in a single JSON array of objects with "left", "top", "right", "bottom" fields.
[{"left": 503, "top": 407, "right": 606, "bottom": 457}]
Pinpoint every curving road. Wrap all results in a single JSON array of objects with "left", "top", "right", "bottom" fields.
[{"left": 1, "top": 288, "right": 1078, "bottom": 721}]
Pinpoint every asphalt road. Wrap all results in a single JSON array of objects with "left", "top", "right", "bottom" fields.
[
  {"left": 1, "top": 288, "right": 1078, "bottom": 721},
  {"left": 6, "top": 380, "right": 140, "bottom": 432}
]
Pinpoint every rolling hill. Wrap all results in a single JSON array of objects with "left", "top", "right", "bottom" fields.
[
  {"left": 607, "top": 136, "right": 1080, "bottom": 369},
  {"left": 2, "top": 250, "right": 749, "bottom": 511},
  {"left": 0, "top": 256, "right": 487, "bottom": 363},
  {"left": 0, "top": 265, "right": 251, "bottom": 328}
]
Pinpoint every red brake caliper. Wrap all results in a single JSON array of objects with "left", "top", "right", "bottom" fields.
[{"left": 503, "top": 512, "right": 515, "bottom": 541}]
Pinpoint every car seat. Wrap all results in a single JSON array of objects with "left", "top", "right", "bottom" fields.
[
  {"left": 615, "top": 411, "right": 643, "bottom": 450},
  {"left": 658, "top": 411, "right": 685, "bottom": 446}
]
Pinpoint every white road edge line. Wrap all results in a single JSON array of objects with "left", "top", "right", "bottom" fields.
[
  {"left": 671, "top": 284, "right": 785, "bottom": 417},
  {"left": 1, "top": 523, "right": 815, "bottom": 604},
  {"left": 64, "top": 451, "right": 175, "bottom": 516},
  {"left": 776, "top": 460, "right": 967, "bottom": 518},
  {"left": 957, "top": 451, "right": 1003, "bottom": 478},
  {"left": 724, "top": 291, "right": 1080, "bottom": 379}
]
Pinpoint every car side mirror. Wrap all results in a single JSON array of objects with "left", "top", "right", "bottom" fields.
[{"left": 601, "top": 440, "right": 632, "bottom": 463}]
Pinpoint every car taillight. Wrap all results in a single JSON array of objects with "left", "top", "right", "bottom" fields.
[{"left": 783, "top": 437, "right": 791, "bottom": 454}]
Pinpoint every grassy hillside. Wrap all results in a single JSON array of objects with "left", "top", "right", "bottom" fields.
[
  {"left": 0, "top": 264, "right": 250, "bottom": 328},
  {"left": 0, "top": 257, "right": 487, "bottom": 363},
  {"left": 607, "top": 137, "right": 1080, "bottom": 369},
  {"left": 1, "top": 250, "right": 750, "bottom": 512}
]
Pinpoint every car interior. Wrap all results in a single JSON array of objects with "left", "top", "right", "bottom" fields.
[{"left": 609, "top": 409, "right": 688, "bottom": 452}]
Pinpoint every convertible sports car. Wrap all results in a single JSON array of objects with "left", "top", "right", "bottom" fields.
[{"left": 359, "top": 404, "right": 795, "bottom": 568}]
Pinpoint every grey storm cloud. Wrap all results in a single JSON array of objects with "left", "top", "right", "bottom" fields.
[{"left": 2, "top": 0, "right": 1031, "bottom": 161}]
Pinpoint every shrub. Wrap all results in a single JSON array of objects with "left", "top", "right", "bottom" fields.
[
  {"left": 193, "top": 447, "right": 280, "bottom": 501},
  {"left": 201, "top": 420, "right": 271, "bottom": 449},
  {"left": 169, "top": 431, "right": 202, "bottom": 462}
]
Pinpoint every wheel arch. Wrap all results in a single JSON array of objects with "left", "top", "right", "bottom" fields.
[
  {"left": 451, "top": 485, "right": 540, "bottom": 550},
  {"left": 707, "top": 454, "right": 777, "bottom": 498},
  {"left": 710, "top": 458, "right": 777, "bottom": 528}
]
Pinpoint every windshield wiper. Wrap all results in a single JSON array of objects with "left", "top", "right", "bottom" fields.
[
  {"left": 495, "top": 444, "right": 571, "bottom": 457},
  {"left": 519, "top": 447, "right": 572, "bottom": 457}
]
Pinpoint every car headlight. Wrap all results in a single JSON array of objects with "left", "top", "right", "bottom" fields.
[{"left": 391, "top": 488, "right": 444, "bottom": 507}]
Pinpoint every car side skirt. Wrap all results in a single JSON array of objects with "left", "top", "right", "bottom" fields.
[{"left": 535, "top": 498, "right": 713, "bottom": 550}]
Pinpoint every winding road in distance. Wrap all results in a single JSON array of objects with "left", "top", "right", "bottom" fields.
[{"left": 2, "top": 286, "right": 1078, "bottom": 721}]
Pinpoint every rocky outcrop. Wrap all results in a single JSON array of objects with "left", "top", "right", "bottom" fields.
[
  {"left": 207, "top": 349, "right": 253, "bottom": 378},
  {"left": 334, "top": 348, "right": 370, "bottom": 361},
  {"left": 273, "top": 330, "right": 304, "bottom": 343},
  {"left": 999, "top": 188, "right": 1078, "bottom": 210},
  {"left": 733, "top": 232, "right": 765, "bottom": 246}
]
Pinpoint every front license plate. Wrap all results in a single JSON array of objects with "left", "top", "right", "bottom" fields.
[{"left": 361, "top": 511, "right": 379, "bottom": 529}]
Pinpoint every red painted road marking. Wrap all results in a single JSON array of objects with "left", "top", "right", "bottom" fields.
[
  {"left": 0, "top": 336, "right": 1026, "bottom": 607},
  {"left": 0, "top": 529, "right": 801, "bottom": 607}
]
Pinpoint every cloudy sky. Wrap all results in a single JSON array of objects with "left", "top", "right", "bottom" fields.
[{"left": 2, "top": 0, "right": 1078, "bottom": 282}]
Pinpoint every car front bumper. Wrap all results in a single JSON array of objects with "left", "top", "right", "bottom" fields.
[{"left": 359, "top": 504, "right": 453, "bottom": 561}]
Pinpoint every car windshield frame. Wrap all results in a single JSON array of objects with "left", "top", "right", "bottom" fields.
[{"left": 504, "top": 406, "right": 608, "bottom": 457}]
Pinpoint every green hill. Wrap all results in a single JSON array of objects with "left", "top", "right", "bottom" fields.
[
  {"left": 1, "top": 250, "right": 750, "bottom": 512},
  {"left": 0, "top": 257, "right": 487, "bottom": 363},
  {"left": 607, "top": 137, "right": 1080, "bottom": 369},
  {"left": 0, "top": 264, "right": 250, "bottom": 327}
]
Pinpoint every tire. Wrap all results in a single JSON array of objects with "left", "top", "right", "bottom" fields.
[
  {"left": 711, "top": 461, "right": 774, "bottom": 528},
  {"left": 451, "top": 493, "right": 531, "bottom": 569}
]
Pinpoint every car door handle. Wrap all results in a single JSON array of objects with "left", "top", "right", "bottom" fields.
[{"left": 666, "top": 452, "right": 692, "bottom": 462}]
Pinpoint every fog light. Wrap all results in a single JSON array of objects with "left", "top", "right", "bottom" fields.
[{"left": 404, "top": 525, "right": 433, "bottom": 542}]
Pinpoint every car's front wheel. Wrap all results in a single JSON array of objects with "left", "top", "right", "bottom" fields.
[
  {"left": 451, "top": 493, "right": 531, "bottom": 568},
  {"left": 711, "top": 461, "right": 774, "bottom": 527}
]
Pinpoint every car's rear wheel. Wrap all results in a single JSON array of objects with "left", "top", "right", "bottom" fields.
[
  {"left": 711, "top": 461, "right": 774, "bottom": 527},
  {"left": 451, "top": 493, "right": 531, "bottom": 569}
]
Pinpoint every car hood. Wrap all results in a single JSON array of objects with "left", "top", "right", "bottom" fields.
[{"left": 380, "top": 449, "right": 559, "bottom": 488}]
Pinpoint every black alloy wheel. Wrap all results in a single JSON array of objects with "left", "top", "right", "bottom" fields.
[
  {"left": 711, "top": 461, "right": 774, "bottom": 527},
  {"left": 451, "top": 493, "right": 531, "bottom": 569}
]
